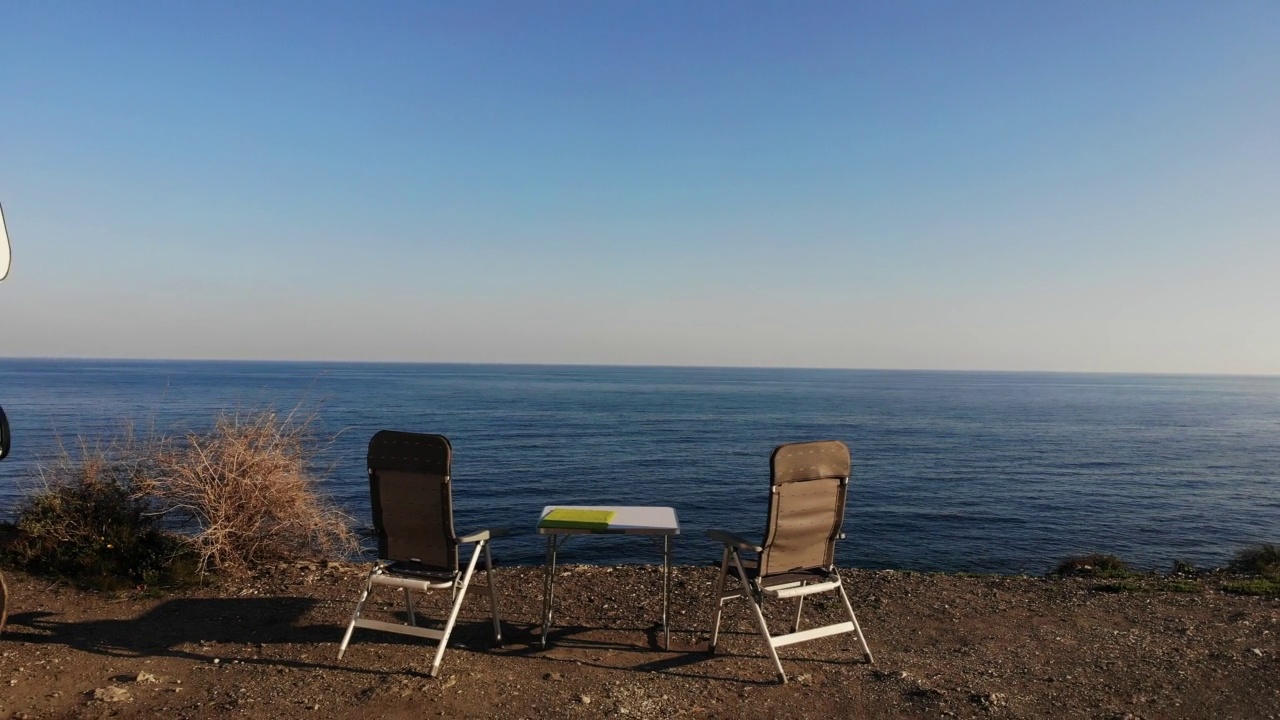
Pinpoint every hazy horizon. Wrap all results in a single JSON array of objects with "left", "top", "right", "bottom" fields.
[
  {"left": 3, "top": 355, "right": 1278, "bottom": 380},
  {"left": 2, "top": 3, "right": 1277, "bottom": 375}
]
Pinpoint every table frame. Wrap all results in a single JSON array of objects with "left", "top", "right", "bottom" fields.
[{"left": 537, "top": 505, "right": 680, "bottom": 650}]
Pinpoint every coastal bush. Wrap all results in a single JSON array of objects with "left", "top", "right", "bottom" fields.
[
  {"left": 1054, "top": 554, "right": 1131, "bottom": 578},
  {"left": 1228, "top": 544, "right": 1280, "bottom": 578},
  {"left": 0, "top": 442, "right": 197, "bottom": 590},
  {"left": 141, "top": 410, "right": 357, "bottom": 576}
]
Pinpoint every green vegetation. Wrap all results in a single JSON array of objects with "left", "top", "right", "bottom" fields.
[
  {"left": 0, "top": 441, "right": 198, "bottom": 591},
  {"left": 1057, "top": 545, "right": 1280, "bottom": 596},
  {"left": 1054, "top": 553, "right": 1132, "bottom": 578},
  {"left": 1092, "top": 580, "right": 1145, "bottom": 593},
  {"left": 1221, "top": 579, "right": 1280, "bottom": 597},
  {"left": 1218, "top": 545, "right": 1280, "bottom": 596},
  {"left": 1228, "top": 544, "right": 1280, "bottom": 578}
]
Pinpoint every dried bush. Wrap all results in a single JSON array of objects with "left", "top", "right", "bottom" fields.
[
  {"left": 0, "top": 439, "right": 196, "bottom": 591},
  {"left": 143, "top": 410, "right": 356, "bottom": 575}
]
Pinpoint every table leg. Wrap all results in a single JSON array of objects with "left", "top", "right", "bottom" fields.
[
  {"left": 662, "top": 534, "right": 671, "bottom": 650},
  {"left": 541, "top": 534, "right": 558, "bottom": 649}
]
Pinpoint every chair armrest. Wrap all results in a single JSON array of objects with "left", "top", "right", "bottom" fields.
[
  {"left": 457, "top": 527, "right": 510, "bottom": 544},
  {"left": 707, "top": 529, "right": 762, "bottom": 553}
]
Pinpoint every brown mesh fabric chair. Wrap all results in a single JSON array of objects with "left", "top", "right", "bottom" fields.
[
  {"left": 337, "top": 431, "right": 505, "bottom": 677},
  {"left": 707, "top": 440, "right": 874, "bottom": 683}
]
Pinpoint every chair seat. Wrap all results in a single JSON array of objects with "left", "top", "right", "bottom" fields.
[
  {"left": 721, "top": 557, "right": 835, "bottom": 588},
  {"left": 383, "top": 560, "right": 458, "bottom": 581}
]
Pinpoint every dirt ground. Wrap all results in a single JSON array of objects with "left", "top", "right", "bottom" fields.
[{"left": 0, "top": 563, "right": 1276, "bottom": 719}]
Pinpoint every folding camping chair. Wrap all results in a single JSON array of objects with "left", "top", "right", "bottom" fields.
[
  {"left": 707, "top": 440, "right": 874, "bottom": 683},
  {"left": 337, "top": 431, "right": 505, "bottom": 677}
]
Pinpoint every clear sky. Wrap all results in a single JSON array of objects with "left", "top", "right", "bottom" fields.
[{"left": 2, "top": 2, "right": 1277, "bottom": 373}]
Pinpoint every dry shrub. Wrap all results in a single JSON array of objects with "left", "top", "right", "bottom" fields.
[{"left": 144, "top": 410, "right": 356, "bottom": 575}]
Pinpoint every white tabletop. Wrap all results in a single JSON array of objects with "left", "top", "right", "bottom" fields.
[{"left": 537, "top": 505, "right": 680, "bottom": 536}]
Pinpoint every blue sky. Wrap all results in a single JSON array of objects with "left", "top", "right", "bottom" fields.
[{"left": 2, "top": 1, "right": 1277, "bottom": 372}]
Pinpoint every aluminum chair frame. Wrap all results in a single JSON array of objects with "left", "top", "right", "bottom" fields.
[
  {"left": 707, "top": 440, "right": 874, "bottom": 683},
  {"left": 337, "top": 431, "right": 505, "bottom": 677}
]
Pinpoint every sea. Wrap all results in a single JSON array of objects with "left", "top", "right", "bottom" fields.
[{"left": 0, "top": 359, "right": 1276, "bottom": 574}]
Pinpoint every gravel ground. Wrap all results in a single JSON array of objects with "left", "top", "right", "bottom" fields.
[{"left": 0, "top": 563, "right": 1276, "bottom": 719}]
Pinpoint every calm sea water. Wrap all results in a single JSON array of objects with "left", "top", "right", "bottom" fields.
[{"left": 0, "top": 359, "right": 1276, "bottom": 574}]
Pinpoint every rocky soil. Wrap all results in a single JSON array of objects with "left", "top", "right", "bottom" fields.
[{"left": 0, "top": 563, "right": 1276, "bottom": 719}]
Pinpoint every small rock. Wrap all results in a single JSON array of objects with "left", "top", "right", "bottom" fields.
[
  {"left": 92, "top": 685, "right": 133, "bottom": 703},
  {"left": 134, "top": 671, "right": 159, "bottom": 683},
  {"left": 543, "top": 672, "right": 564, "bottom": 681},
  {"left": 1249, "top": 648, "right": 1264, "bottom": 657},
  {"left": 972, "top": 692, "right": 1007, "bottom": 708},
  {"left": 578, "top": 694, "right": 592, "bottom": 705}
]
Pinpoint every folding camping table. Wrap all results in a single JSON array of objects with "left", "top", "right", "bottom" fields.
[{"left": 537, "top": 505, "right": 680, "bottom": 650}]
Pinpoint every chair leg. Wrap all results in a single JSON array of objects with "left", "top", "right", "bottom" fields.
[
  {"left": 792, "top": 588, "right": 806, "bottom": 634},
  {"left": 404, "top": 587, "right": 417, "bottom": 627},
  {"left": 708, "top": 547, "right": 731, "bottom": 654},
  {"left": 836, "top": 576, "right": 874, "bottom": 664},
  {"left": 484, "top": 542, "right": 502, "bottom": 645},
  {"left": 731, "top": 553, "right": 787, "bottom": 684},
  {"left": 337, "top": 568, "right": 378, "bottom": 660},
  {"left": 430, "top": 541, "right": 484, "bottom": 678}
]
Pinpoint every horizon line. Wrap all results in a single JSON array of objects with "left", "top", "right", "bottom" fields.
[{"left": 1, "top": 355, "right": 1277, "bottom": 380}]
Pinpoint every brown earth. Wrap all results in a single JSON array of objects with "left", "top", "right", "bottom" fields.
[{"left": 0, "top": 563, "right": 1276, "bottom": 719}]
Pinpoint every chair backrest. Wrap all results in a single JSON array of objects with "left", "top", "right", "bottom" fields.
[
  {"left": 757, "top": 440, "right": 850, "bottom": 577},
  {"left": 367, "top": 430, "right": 457, "bottom": 572}
]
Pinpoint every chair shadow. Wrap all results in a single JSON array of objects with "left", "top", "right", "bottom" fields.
[
  {"left": 2, "top": 596, "right": 501, "bottom": 679},
  {"left": 5, "top": 598, "right": 861, "bottom": 685},
  {"left": 489, "top": 622, "right": 798, "bottom": 684}
]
